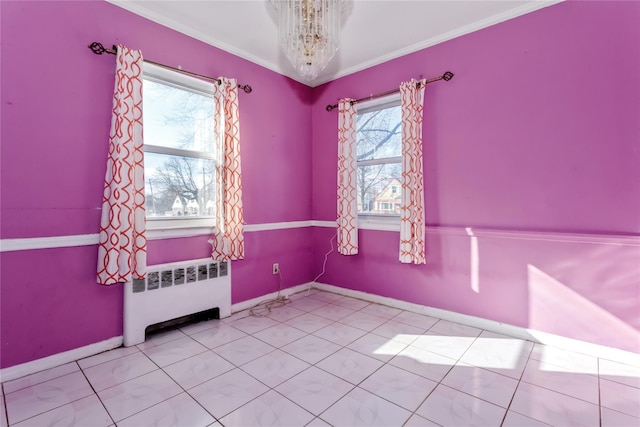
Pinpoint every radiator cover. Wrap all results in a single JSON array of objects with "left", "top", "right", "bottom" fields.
[{"left": 123, "top": 258, "right": 231, "bottom": 346}]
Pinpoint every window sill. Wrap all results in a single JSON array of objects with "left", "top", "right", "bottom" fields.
[{"left": 358, "top": 215, "right": 400, "bottom": 232}]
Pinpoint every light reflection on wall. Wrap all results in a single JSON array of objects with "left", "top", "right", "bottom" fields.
[
  {"left": 527, "top": 264, "right": 640, "bottom": 353},
  {"left": 466, "top": 227, "right": 480, "bottom": 294}
]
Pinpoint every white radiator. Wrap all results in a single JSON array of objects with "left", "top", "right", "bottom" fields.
[{"left": 123, "top": 257, "right": 231, "bottom": 346}]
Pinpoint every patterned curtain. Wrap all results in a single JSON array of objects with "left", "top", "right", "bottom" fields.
[
  {"left": 97, "top": 45, "right": 147, "bottom": 285},
  {"left": 209, "top": 78, "right": 244, "bottom": 260},
  {"left": 337, "top": 99, "right": 358, "bottom": 255},
  {"left": 399, "top": 79, "right": 427, "bottom": 264}
]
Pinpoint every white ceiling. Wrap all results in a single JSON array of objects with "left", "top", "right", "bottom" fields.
[{"left": 108, "top": 0, "right": 559, "bottom": 87}]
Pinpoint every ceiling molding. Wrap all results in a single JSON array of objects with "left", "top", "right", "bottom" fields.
[
  {"left": 107, "top": 0, "right": 563, "bottom": 88},
  {"left": 106, "top": 0, "right": 301, "bottom": 83}
]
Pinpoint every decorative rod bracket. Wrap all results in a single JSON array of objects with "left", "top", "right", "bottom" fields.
[
  {"left": 325, "top": 71, "right": 454, "bottom": 111},
  {"left": 87, "top": 41, "right": 252, "bottom": 94},
  {"left": 88, "top": 42, "right": 116, "bottom": 56}
]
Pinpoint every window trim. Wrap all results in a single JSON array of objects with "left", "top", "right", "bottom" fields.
[
  {"left": 357, "top": 92, "right": 401, "bottom": 114},
  {"left": 356, "top": 93, "right": 402, "bottom": 222},
  {"left": 357, "top": 156, "right": 402, "bottom": 167},
  {"left": 142, "top": 62, "right": 217, "bottom": 231},
  {"left": 144, "top": 144, "right": 215, "bottom": 161},
  {"left": 144, "top": 63, "right": 214, "bottom": 97}
]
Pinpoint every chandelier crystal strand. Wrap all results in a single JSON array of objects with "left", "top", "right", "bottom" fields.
[{"left": 271, "top": 0, "right": 344, "bottom": 81}]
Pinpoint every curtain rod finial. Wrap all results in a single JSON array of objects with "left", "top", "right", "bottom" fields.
[
  {"left": 88, "top": 42, "right": 117, "bottom": 56},
  {"left": 443, "top": 71, "right": 454, "bottom": 81},
  {"left": 88, "top": 42, "right": 106, "bottom": 55}
]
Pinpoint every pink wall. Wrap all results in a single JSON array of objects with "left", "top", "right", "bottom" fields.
[
  {"left": 0, "top": 0, "right": 313, "bottom": 368},
  {"left": 311, "top": 1, "right": 640, "bottom": 352}
]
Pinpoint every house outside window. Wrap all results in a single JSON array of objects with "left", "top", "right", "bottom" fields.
[
  {"left": 142, "top": 63, "right": 217, "bottom": 230},
  {"left": 356, "top": 94, "right": 402, "bottom": 218},
  {"left": 373, "top": 179, "right": 402, "bottom": 214}
]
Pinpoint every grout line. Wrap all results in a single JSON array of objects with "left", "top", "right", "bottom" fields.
[
  {"left": 314, "top": 382, "right": 358, "bottom": 423},
  {"left": 1, "top": 384, "right": 8, "bottom": 427},
  {"left": 405, "top": 327, "right": 484, "bottom": 425},
  {"left": 183, "top": 384, "right": 228, "bottom": 427},
  {"left": 1, "top": 363, "right": 81, "bottom": 395},
  {"left": 498, "top": 340, "right": 535, "bottom": 426},
  {"left": 77, "top": 364, "right": 117, "bottom": 426},
  {"left": 6, "top": 370, "right": 104, "bottom": 427},
  {"left": 92, "top": 351, "right": 174, "bottom": 424},
  {"left": 517, "top": 351, "right": 604, "bottom": 407},
  {"left": 229, "top": 361, "right": 318, "bottom": 425}
]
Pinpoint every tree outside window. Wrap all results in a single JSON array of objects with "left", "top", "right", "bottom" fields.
[{"left": 356, "top": 97, "right": 402, "bottom": 216}]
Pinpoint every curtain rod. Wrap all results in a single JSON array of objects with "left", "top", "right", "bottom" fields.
[
  {"left": 88, "top": 42, "right": 253, "bottom": 94},
  {"left": 325, "top": 71, "right": 453, "bottom": 112}
]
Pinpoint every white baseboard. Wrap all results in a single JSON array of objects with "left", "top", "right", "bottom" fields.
[
  {"left": 231, "top": 282, "right": 314, "bottom": 313},
  {"left": 313, "top": 282, "right": 640, "bottom": 367},
  {"left": 0, "top": 283, "right": 314, "bottom": 384},
  {"left": 0, "top": 336, "right": 123, "bottom": 383},
  {"left": 4, "top": 281, "right": 638, "bottom": 383}
]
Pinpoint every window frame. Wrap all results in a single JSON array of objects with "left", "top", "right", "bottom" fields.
[
  {"left": 142, "top": 62, "right": 218, "bottom": 233},
  {"left": 356, "top": 93, "right": 402, "bottom": 226}
]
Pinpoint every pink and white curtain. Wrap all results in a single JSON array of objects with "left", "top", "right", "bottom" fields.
[
  {"left": 209, "top": 78, "right": 244, "bottom": 260},
  {"left": 337, "top": 99, "right": 358, "bottom": 255},
  {"left": 399, "top": 79, "right": 427, "bottom": 264},
  {"left": 97, "top": 45, "right": 147, "bottom": 285}
]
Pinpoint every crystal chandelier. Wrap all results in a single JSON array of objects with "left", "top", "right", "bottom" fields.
[{"left": 270, "top": 0, "right": 345, "bottom": 81}]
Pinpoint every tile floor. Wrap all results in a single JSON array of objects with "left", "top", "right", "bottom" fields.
[{"left": 2, "top": 289, "right": 640, "bottom": 426}]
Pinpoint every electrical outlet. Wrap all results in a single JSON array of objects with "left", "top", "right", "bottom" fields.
[{"left": 272, "top": 263, "right": 279, "bottom": 275}]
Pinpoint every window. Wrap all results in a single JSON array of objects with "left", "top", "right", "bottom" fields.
[
  {"left": 142, "top": 63, "right": 217, "bottom": 229},
  {"left": 356, "top": 94, "right": 402, "bottom": 217}
]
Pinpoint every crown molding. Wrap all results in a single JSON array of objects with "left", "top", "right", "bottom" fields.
[
  {"left": 105, "top": 0, "right": 306, "bottom": 85},
  {"left": 106, "top": 0, "right": 562, "bottom": 88}
]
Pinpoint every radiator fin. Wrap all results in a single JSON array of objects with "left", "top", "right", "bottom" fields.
[{"left": 123, "top": 258, "right": 231, "bottom": 346}]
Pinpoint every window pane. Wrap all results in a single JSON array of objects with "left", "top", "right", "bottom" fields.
[
  {"left": 143, "top": 79, "right": 215, "bottom": 152},
  {"left": 145, "top": 152, "right": 216, "bottom": 218},
  {"left": 357, "top": 163, "right": 402, "bottom": 215},
  {"left": 356, "top": 105, "right": 401, "bottom": 161}
]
